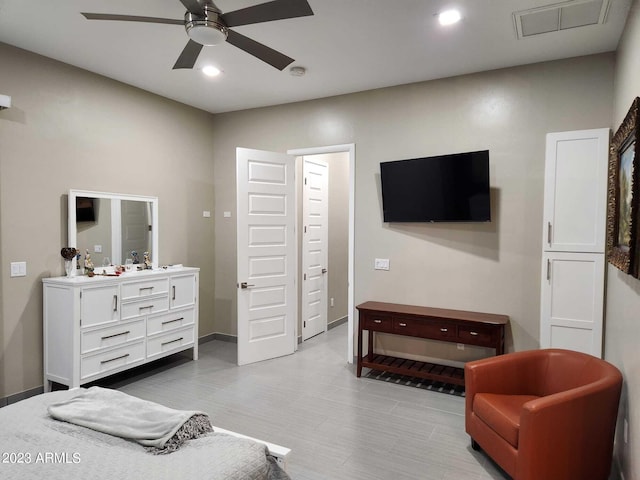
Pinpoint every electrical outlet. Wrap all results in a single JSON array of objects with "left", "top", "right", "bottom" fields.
[
  {"left": 202, "top": 211, "right": 211, "bottom": 218},
  {"left": 374, "top": 258, "right": 390, "bottom": 270},
  {"left": 457, "top": 343, "right": 465, "bottom": 350}
]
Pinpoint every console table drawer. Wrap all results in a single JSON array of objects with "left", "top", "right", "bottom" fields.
[
  {"left": 393, "top": 318, "right": 455, "bottom": 339},
  {"left": 362, "top": 315, "right": 393, "bottom": 332},
  {"left": 458, "top": 325, "right": 494, "bottom": 346}
]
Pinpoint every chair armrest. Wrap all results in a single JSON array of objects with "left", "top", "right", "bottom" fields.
[{"left": 516, "top": 377, "right": 622, "bottom": 480}]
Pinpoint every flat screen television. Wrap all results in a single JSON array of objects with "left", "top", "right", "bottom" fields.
[
  {"left": 380, "top": 150, "right": 491, "bottom": 223},
  {"left": 76, "top": 197, "right": 96, "bottom": 222}
]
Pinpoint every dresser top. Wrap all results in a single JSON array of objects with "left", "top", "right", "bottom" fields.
[
  {"left": 356, "top": 301, "right": 509, "bottom": 325},
  {"left": 42, "top": 266, "right": 199, "bottom": 285}
]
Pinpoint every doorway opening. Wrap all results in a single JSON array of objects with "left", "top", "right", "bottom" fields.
[{"left": 289, "top": 144, "right": 355, "bottom": 363}]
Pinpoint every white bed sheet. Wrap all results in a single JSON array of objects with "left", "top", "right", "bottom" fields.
[{"left": 0, "top": 390, "right": 285, "bottom": 480}]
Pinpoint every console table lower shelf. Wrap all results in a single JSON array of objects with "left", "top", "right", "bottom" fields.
[
  {"left": 356, "top": 301, "right": 509, "bottom": 387},
  {"left": 362, "top": 353, "right": 465, "bottom": 385}
]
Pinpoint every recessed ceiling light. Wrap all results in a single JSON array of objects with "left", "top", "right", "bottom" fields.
[
  {"left": 438, "top": 9, "right": 461, "bottom": 26},
  {"left": 202, "top": 65, "right": 221, "bottom": 77}
]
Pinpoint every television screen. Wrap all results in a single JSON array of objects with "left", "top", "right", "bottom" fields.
[
  {"left": 380, "top": 150, "right": 491, "bottom": 222},
  {"left": 76, "top": 197, "right": 96, "bottom": 222}
]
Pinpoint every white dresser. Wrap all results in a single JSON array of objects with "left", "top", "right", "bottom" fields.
[{"left": 43, "top": 267, "right": 199, "bottom": 391}]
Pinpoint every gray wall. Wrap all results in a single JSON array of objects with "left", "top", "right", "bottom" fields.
[
  {"left": 608, "top": 1, "right": 640, "bottom": 478},
  {"left": 0, "top": 43, "right": 216, "bottom": 399},
  {"left": 211, "top": 54, "right": 614, "bottom": 366}
]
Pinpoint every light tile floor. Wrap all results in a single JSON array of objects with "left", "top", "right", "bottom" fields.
[{"left": 104, "top": 324, "right": 508, "bottom": 480}]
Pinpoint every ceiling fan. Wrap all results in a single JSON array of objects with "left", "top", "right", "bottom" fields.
[{"left": 81, "top": 0, "right": 314, "bottom": 71}]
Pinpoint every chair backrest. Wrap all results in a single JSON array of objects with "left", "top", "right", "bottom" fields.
[{"left": 538, "top": 349, "right": 621, "bottom": 397}]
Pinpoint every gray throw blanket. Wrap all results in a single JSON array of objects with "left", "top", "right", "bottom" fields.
[{"left": 48, "top": 387, "right": 212, "bottom": 454}]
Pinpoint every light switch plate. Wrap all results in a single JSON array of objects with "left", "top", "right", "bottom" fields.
[
  {"left": 10, "top": 261, "right": 26, "bottom": 277},
  {"left": 94, "top": 245, "right": 102, "bottom": 253},
  {"left": 223, "top": 211, "right": 232, "bottom": 218},
  {"left": 374, "top": 258, "right": 390, "bottom": 270}
]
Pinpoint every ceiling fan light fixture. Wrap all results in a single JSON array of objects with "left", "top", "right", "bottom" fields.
[{"left": 185, "top": 8, "right": 228, "bottom": 46}]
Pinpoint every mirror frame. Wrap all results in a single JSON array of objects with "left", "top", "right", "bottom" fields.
[{"left": 68, "top": 189, "right": 159, "bottom": 269}]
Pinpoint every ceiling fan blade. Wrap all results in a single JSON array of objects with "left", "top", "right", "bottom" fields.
[
  {"left": 179, "top": 0, "right": 205, "bottom": 16},
  {"left": 173, "top": 40, "right": 204, "bottom": 69},
  {"left": 221, "top": 0, "right": 313, "bottom": 27},
  {"left": 81, "top": 13, "right": 183, "bottom": 25},
  {"left": 226, "top": 30, "right": 294, "bottom": 70}
]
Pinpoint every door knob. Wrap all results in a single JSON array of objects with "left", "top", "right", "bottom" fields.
[
  {"left": 240, "top": 282, "right": 255, "bottom": 289},
  {"left": 322, "top": 268, "right": 327, "bottom": 274}
]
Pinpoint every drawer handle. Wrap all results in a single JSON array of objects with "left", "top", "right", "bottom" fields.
[
  {"left": 100, "top": 353, "right": 130, "bottom": 365},
  {"left": 161, "top": 317, "right": 184, "bottom": 326},
  {"left": 101, "top": 330, "right": 130, "bottom": 341},
  {"left": 440, "top": 328, "right": 448, "bottom": 332},
  {"left": 139, "top": 305, "right": 154, "bottom": 311},
  {"left": 172, "top": 285, "right": 176, "bottom": 301},
  {"left": 398, "top": 322, "right": 407, "bottom": 327},
  {"left": 373, "top": 319, "right": 382, "bottom": 324},
  {"left": 161, "top": 337, "right": 184, "bottom": 347},
  {"left": 113, "top": 295, "right": 118, "bottom": 312},
  {"left": 469, "top": 331, "right": 479, "bottom": 336},
  {"left": 139, "top": 286, "right": 154, "bottom": 292}
]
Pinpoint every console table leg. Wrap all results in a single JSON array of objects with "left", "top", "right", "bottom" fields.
[{"left": 357, "top": 326, "right": 363, "bottom": 377}]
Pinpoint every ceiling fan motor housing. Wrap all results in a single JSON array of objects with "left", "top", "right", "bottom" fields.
[{"left": 185, "top": 5, "right": 229, "bottom": 46}]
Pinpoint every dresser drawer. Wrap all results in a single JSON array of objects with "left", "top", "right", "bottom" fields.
[
  {"left": 121, "top": 296, "right": 169, "bottom": 320},
  {"left": 121, "top": 278, "right": 170, "bottom": 301},
  {"left": 81, "top": 341, "right": 145, "bottom": 380},
  {"left": 81, "top": 319, "right": 145, "bottom": 354},
  {"left": 147, "top": 308, "right": 195, "bottom": 336},
  {"left": 147, "top": 327, "right": 195, "bottom": 360},
  {"left": 457, "top": 325, "right": 495, "bottom": 346},
  {"left": 362, "top": 314, "right": 393, "bottom": 332}
]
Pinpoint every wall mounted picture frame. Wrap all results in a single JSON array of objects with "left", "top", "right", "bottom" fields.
[{"left": 607, "top": 96, "right": 640, "bottom": 275}]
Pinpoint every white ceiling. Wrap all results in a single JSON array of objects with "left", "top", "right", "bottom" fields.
[{"left": 0, "top": 0, "right": 632, "bottom": 113}]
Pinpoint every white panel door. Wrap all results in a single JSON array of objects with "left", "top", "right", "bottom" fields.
[
  {"left": 302, "top": 157, "right": 329, "bottom": 341},
  {"left": 236, "top": 148, "right": 296, "bottom": 365},
  {"left": 540, "top": 252, "right": 605, "bottom": 357},
  {"left": 543, "top": 129, "right": 609, "bottom": 253}
]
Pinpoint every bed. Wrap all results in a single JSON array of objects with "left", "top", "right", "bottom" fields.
[{"left": 0, "top": 389, "right": 291, "bottom": 480}]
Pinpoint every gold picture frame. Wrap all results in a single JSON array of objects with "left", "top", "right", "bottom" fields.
[{"left": 607, "top": 97, "right": 640, "bottom": 275}]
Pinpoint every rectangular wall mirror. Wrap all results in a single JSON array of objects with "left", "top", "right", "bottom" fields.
[{"left": 68, "top": 189, "right": 159, "bottom": 269}]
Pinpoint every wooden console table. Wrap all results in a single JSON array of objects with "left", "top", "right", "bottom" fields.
[{"left": 356, "top": 301, "right": 509, "bottom": 386}]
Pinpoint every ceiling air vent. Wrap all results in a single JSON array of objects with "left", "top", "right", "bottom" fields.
[{"left": 513, "top": 0, "right": 611, "bottom": 39}]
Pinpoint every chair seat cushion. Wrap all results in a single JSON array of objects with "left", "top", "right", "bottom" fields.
[{"left": 473, "top": 393, "right": 540, "bottom": 448}]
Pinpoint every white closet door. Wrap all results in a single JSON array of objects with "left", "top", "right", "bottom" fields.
[
  {"left": 543, "top": 129, "right": 609, "bottom": 253},
  {"left": 540, "top": 252, "right": 604, "bottom": 357}
]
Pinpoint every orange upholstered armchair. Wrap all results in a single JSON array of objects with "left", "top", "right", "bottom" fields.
[{"left": 465, "top": 349, "right": 622, "bottom": 480}]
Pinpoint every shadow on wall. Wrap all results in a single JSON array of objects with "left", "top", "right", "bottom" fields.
[{"left": 375, "top": 173, "right": 500, "bottom": 261}]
